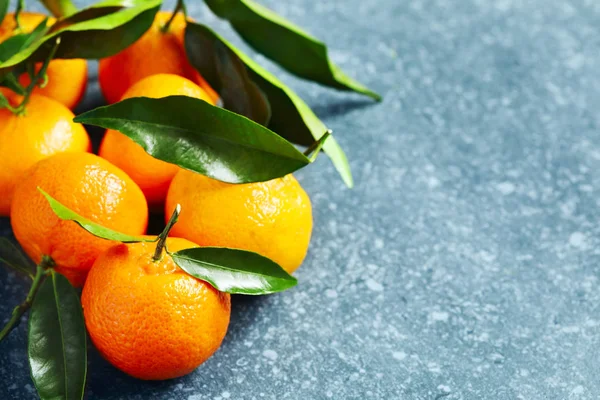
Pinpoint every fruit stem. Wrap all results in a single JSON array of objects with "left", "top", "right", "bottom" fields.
[
  {"left": 0, "top": 256, "right": 54, "bottom": 342},
  {"left": 13, "top": 0, "right": 25, "bottom": 32},
  {"left": 303, "top": 129, "right": 332, "bottom": 162},
  {"left": 0, "top": 91, "right": 20, "bottom": 113},
  {"left": 153, "top": 204, "right": 181, "bottom": 262},
  {"left": 161, "top": 0, "right": 187, "bottom": 33},
  {"left": 14, "top": 37, "right": 61, "bottom": 116}
]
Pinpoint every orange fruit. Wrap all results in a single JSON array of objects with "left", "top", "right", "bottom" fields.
[
  {"left": 166, "top": 171, "right": 313, "bottom": 273},
  {"left": 0, "top": 12, "right": 88, "bottom": 109},
  {"left": 82, "top": 237, "right": 231, "bottom": 380},
  {"left": 98, "top": 11, "right": 218, "bottom": 104},
  {"left": 11, "top": 152, "right": 149, "bottom": 287},
  {"left": 99, "top": 73, "right": 214, "bottom": 209},
  {"left": 0, "top": 93, "right": 91, "bottom": 216}
]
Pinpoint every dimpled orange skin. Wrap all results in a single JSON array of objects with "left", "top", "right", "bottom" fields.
[
  {"left": 0, "top": 12, "right": 88, "bottom": 109},
  {"left": 99, "top": 74, "right": 214, "bottom": 209},
  {"left": 166, "top": 170, "right": 313, "bottom": 274},
  {"left": 98, "top": 11, "right": 218, "bottom": 104},
  {"left": 82, "top": 238, "right": 231, "bottom": 380},
  {"left": 10, "top": 153, "right": 149, "bottom": 287},
  {"left": 0, "top": 94, "right": 91, "bottom": 216}
]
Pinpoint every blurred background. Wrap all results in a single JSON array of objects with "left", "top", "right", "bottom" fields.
[{"left": 2, "top": 0, "right": 600, "bottom": 398}]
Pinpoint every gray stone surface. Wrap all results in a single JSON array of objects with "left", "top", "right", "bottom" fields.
[{"left": 2, "top": 0, "right": 600, "bottom": 398}]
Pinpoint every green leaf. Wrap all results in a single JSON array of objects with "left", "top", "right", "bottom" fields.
[
  {"left": 38, "top": 187, "right": 153, "bottom": 243},
  {"left": 0, "top": 19, "right": 50, "bottom": 62},
  {"left": 74, "top": 96, "right": 312, "bottom": 184},
  {"left": 40, "top": 0, "right": 78, "bottom": 18},
  {"left": 29, "top": 271, "right": 87, "bottom": 400},
  {"left": 0, "top": 0, "right": 9, "bottom": 26},
  {"left": 186, "top": 27, "right": 271, "bottom": 125},
  {"left": 203, "top": 0, "right": 380, "bottom": 100},
  {"left": 185, "top": 22, "right": 353, "bottom": 187},
  {"left": 0, "top": 238, "right": 35, "bottom": 278},
  {"left": 171, "top": 247, "right": 297, "bottom": 295},
  {"left": 0, "top": 0, "right": 161, "bottom": 77}
]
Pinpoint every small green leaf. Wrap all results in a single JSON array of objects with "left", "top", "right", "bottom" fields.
[
  {"left": 74, "top": 96, "right": 311, "bottom": 184},
  {"left": 40, "top": 0, "right": 78, "bottom": 18},
  {"left": 38, "top": 187, "right": 153, "bottom": 243},
  {"left": 0, "top": 238, "right": 34, "bottom": 278},
  {"left": 185, "top": 22, "right": 353, "bottom": 188},
  {"left": 29, "top": 271, "right": 87, "bottom": 400},
  {"left": 171, "top": 247, "right": 298, "bottom": 295},
  {"left": 203, "top": 0, "right": 380, "bottom": 100},
  {"left": 0, "top": 0, "right": 161, "bottom": 77},
  {"left": 186, "top": 28, "right": 271, "bottom": 125}
]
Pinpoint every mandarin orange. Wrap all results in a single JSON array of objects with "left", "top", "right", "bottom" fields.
[
  {"left": 99, "top": 73, "right": 214, "bottom": 209},
  {"left": 166, "top": 170, "right": 313, "bottom": 273},
  {"left": 10, "top": 152, "right": 148, "bottom": 286},
  {"left": 0, "top": 93, "right": 90, "bottom": 216},
  {"left": 82, "top": 237, "right": 231, "bottom": 380},
  {"left": 98, "top": 11, "right": 218, "bottom": 104}
]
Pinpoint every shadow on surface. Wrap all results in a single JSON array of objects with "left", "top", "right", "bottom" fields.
[
  {"left": 311, "top": 98, "right": 378, "bottom": 119},
  {"left": 221, "top": 294, "right": 270, "bottom": 346},
  {"left": 86, "top": 341, "right": 180, "bottom": 399}
]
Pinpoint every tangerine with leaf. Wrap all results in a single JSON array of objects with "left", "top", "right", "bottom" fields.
[
  {"left": 99, "top": 73, "right": 215, "bottom": 209},
  {"left": 10, "top": 152, "right": 149, "bottom": 287},
  {"left": 81, "top": 233, "right": 231, "bottom": 380},
  {"left": 166, "top": 170, "right": 313, "bottom": 274},
  {"left": 0, "top": 12, "right": 88, "bottom": 110}
]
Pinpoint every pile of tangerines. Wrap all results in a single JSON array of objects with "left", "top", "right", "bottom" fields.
[{"left": 1, "top": 11, "right": 312, "bottom": 380}]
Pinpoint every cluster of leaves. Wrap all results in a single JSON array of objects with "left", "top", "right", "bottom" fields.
[
  {"left": 0, "top": 0, "right": 380, "bottom": 187},
  {"left": 0, "top": 0, "right": 379, "bottom": 398}
]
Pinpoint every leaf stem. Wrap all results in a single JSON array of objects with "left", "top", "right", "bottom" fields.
[
  {"left": 0, "top": 91, "right": 20, "bottom": 113},
  {"left": 161, "top": 0, "right": 186, "bottom": 33},
  {"left": 153, "top": 204, "right": 181, "bottom": 262},
  {"left": 0, "top": 256, "right": 54, "bottom": 342},
  {"left": 13, "top": 0, "right": 25, "bottom": 31},
  {"left": 14, "top": 37, "right": 61, "bottom": 116},
  {"left": 303, "top": 129, "right": 332, "bottom": 162}
]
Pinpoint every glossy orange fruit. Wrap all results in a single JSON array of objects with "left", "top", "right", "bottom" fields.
[
  {"left": 0, "top": 93, "right": 90, "bottom": 216},
  {"left": 11, "top": 152, "right": 149, "bottom": 287},
  {"left": 98, "top": 11, "right": 218, "bottom": 104},
  {"left": 99, "top": 73, "right": 214, "bottom": 209},
  {"left": 166, "top": 171, "right": 313, "bottom": 273},
  {"left": 82, "top": 237, "right": 231, "bottom": 380},
  {"left": 0, "top": 12, "right": 88, "bottom": 109}
]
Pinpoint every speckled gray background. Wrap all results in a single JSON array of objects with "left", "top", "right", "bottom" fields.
[{"left": 2, "top": 0, "right": 600, "bottom": 398}]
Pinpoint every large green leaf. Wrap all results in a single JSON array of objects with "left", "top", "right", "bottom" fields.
[
  {"left": 0, "top": 18, "right": 50, "bottom": 62},
  {"left": 186, "top": 27, "right": 270, "bottom": 125},
  {"left": 171, "top": 247, "right": 297, "bottom": 295},
  {"left": 40, "top": 0, "right": 78, "bottom": 17},
  {"left": 39, "top": 187, "right": 153, "bottom": 243},
  {"left": 0, "top": 0, "right": 161, "bottom": 77},
  {"left": 74, "top": 96, "right": 312, "bottom": 184},
  {"left": 28, "top": 271, "right": 87, "bottom": 400},
  {"left": 185, "top": 22, "right": 353, "bottom": 187},
  {"left": 203, "top": 0, "right": 380, "bottom": 100}
]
